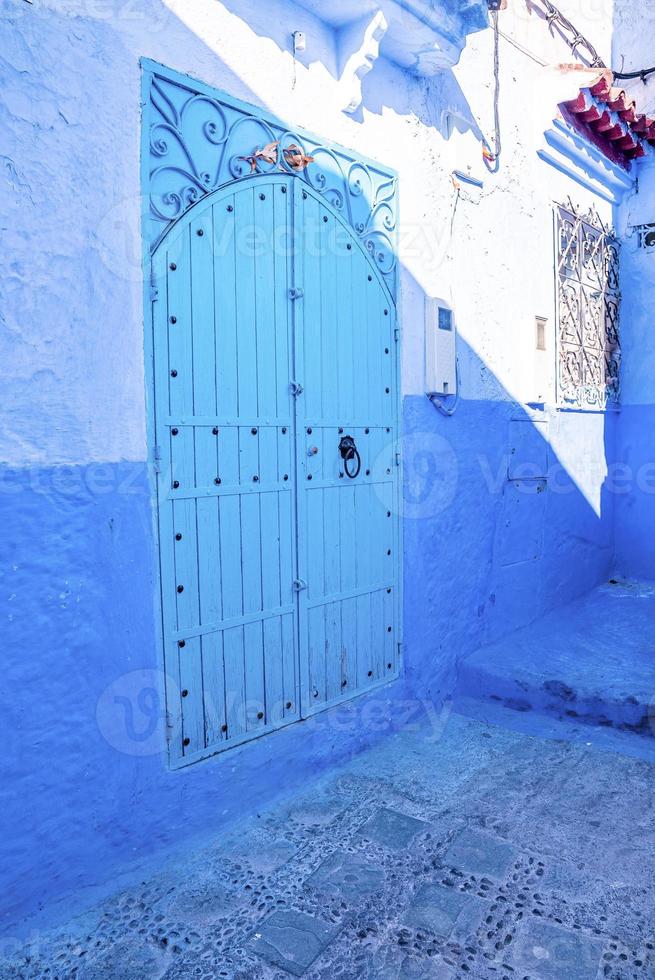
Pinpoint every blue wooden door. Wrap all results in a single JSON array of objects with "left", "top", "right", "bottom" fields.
[
  {"left": 151, "top": 175, "right": 399, "bottom": 766},
  {"left": 293, "top": 188, "right": 400, "bottom": 714}
]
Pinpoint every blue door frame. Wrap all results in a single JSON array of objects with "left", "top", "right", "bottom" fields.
[{"left": 141, "top": 61, "right": 402, "bottom": 768}]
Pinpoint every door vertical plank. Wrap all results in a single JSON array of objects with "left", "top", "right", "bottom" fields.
[
  {"left": 320, "top": 208, "right": 338, "bottom": 423},
  {"left": 214, "top": 196, "right": 239, "bottom": 417},
  {"left": 263, "top": 616, "right": 284, "bottom": 726},
  {"left": 303, "top": 197, "right": 322, "bottom": 423},
  {"left": 352, "top": 251, "right": 368, "bottom": 424},
  {"left": 308, "top": 605, "right": 326, "bottom": 705},
  {"left": 152, "top": 247, "right": 182, "bottom": 761},
  {"left": 383, "top": 587, "right": 395, "bottom": 677},
  {"left": 325, "top": 599, "right": 341, "bottom": 702},
  {"left": 273, "top": 184, "right": 293, "bottom": 419},
  {"left": 370, "top": 588, "right": 384, "bottom": 681},
  {"left": 356, "top": 592, "right": 371, "bottom": 690},
  {"left": 255, "top": 183, "right": 277, "bottom": 420},
  {"left": 244, "top": 620, "right": 265, "bottom": 731},
  {"left": 202, "top": 632, "right": 227, "bottom": 745},
  {"left": 338, "top": 227, "right": 354, "bottom": 423},
  {"left": 167, "top": 229, "right": 200, "bottom": 637},
  {"left": 177, "top": 636, "right": 205, "bottom": 755},
  {"left": 240, "top": 431, "right": 263, "bottom": 614},
  {"left": 190, "top": 207, "right": 222, "bottom": 635},
  {"left": 235, "top": 187, "right": 258, "bottom": 417},
  {"left": 224, "top": 626, "right": 246, "bottom": 738},
  {"left": 340, "top": 596, "right": 357, "bottom": 695},
  {"left": 281, "top": 612, "right": 298, "bottom": 718}
]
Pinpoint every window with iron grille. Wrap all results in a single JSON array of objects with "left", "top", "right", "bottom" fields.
[{"left": 555, "top": 200, "right": 620, "bottom": 409}]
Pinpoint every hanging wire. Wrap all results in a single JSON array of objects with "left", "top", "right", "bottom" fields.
[
  {"left": 497, "top": 27, "right": 548, "bottom": 68},
  {"left": 427, "top": 356, "right": 461, "bottom": 416},
  {"left": 613, "top": 66, "right": 655, "bottom": 83},
  {"left": 482, "top": 9, "right": 502, "bottom": 172}
]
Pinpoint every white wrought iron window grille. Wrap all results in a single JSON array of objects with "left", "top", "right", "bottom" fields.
[{"left": 555, "top": 200, "right": 620, "bottom": 409}]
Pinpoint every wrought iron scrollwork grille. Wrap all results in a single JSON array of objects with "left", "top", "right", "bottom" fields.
[
  {"left": 143, "top": 62, "right": 398, "bottom": 296},
  {"left": 556, "top": 200, "right": 620, "bottom": 409}
]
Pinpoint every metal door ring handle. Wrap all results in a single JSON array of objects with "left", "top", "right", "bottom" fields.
[{"left": 338, "top": 435, "right": 361, "bottom": 479}]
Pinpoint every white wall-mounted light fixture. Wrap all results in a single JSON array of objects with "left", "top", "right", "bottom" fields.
[{"left": 292, "top": 31, "right": 306, "bottom": 53}]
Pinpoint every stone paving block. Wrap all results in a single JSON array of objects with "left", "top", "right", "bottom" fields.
[
  {"left": 402, "top": 883, "right": 485, "bottom": 941},
  {"left": 76, "top": 941, "right": 168, "bottom": 980},
  {"left": 223, "top": 834, "right": 297, "bottom": 873},
  {"left": 442, "top": 828, "right": 516, "bottom": 878},
  {"left": 374, "top": 946, "right": 456, "bottom": 979},
  {"left": 165, "top": 877, "right": 234, "bottom": 922},
  {"left": 507, "top": 919, "right": 604, "bottom": 980},
  {"left": 306, "top": 849, "right": 385, "bottom": 900},
  {"left": 251, "top": 839, "right": 298, "bottom": 873},
  {"left": 359, "top": 807, "right": 428, "bottom": 850},
  {"left": 541, "top": 860, "right": 596, "bottom": 895},
  {"left": 250, "top": 910, "right": 340, "bottom": 976},
  {"left": 285, "top": 792, "right": 347, "bottom": 829}
]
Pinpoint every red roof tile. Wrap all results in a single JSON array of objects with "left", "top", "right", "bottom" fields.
[{"left": 561, "top": 73, "right": 655, "bottom": 170}]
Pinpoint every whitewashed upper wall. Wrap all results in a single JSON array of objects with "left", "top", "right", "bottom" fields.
[{"left": 1, "top": 0, "right": 620, "bottom": 465}]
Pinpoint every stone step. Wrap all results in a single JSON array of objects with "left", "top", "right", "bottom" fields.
[{"left": 454, "top": 580, "right": 655, "bottom": 737}]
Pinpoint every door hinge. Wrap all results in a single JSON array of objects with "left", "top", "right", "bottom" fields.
[
  {"left": 394, "top": 327, "right": 399, "bottom": 342},
  {"left": 395, "top": 452, "right": 401, "bottom": 466},
  {"left": 153, "top": 444, "right": 162, "bottom": 474},
  {"left": 289, "top": 381, "right": 304, "bottom": 397},
  {"left": 150, "top": 286, "right": 159, "bottom": 302},
  {"left": 293, "top": 578, "right": 308, "bottom": 591},
  {"left": 288, "top": 286, "right": 304, "bottom": 300}
]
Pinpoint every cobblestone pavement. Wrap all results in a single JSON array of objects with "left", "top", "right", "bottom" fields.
[{"left": 2, "top": 709, "right": 654, "bottom": 979}]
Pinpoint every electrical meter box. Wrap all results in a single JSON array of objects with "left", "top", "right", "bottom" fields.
[{"left": 425, "top": 298, "right": 457, "bottom": 396}]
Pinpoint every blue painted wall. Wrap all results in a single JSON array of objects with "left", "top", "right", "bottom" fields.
[
  {"left": 403, "top": 392, "right": 616, "bottom": 704},
  {"left": 614, "top": 405, "right": 655, "bottom": 580},
  {"left": 1, "top": 377, "right": 617, "bottom": 932},
  {"left": 0, "top": 0, "right": 629, "bottom": 940},
  {"left": 614, "top": 160, "right": 655, "bottom": 580},
  {"left": 2, "top": 461, "right": 418, "bottom": 931}
]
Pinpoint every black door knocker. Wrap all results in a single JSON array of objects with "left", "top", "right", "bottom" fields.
[{"left": 338, "top": 434, "right": 361, "bottom": 479}]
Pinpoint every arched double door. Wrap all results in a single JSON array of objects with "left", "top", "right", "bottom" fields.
[{"left": 151, "top": 174, "right": 400, "bottom": 766}]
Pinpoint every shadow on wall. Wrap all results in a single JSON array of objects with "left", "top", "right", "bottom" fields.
[
  {"left": 401, "top": 300, "right": 617, "bottom": 701},
  {"left": 0, "top": 0, "right": 620, "bottom": 942},
  {"left": 217, "top": 0, "right": 486, "bottom": 140},
  {"left": 613, "top": 402, "right": 655, "bottom": 580}
]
